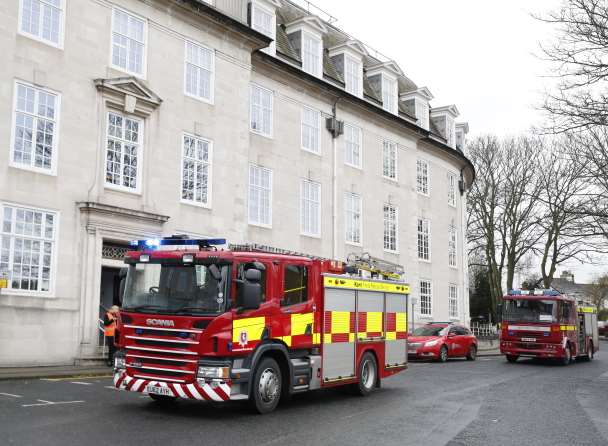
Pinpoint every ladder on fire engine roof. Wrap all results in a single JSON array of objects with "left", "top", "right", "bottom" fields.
[{"left": 228, "top": 243, "right": 404, "bottom": 281}]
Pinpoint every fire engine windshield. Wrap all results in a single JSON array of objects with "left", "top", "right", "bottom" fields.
[
  {"left": 122, "top": 263, "right": 228, "bottom": 315},
  {"left": 502, "top": 299, "right": 557, "bottom": 323}
]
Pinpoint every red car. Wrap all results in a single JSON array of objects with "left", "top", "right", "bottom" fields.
[
  {"left": 599, "top": 321, "right": 607, "bottom": 338},
  {"left": 408, "top": 323, "right": 478, "bottom": 362}
]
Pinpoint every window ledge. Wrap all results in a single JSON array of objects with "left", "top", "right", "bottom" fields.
[
  {"left": 104, "top": 183, "right": 142, "bottom": 196},
  {"left": 9, "top": 162, "right": 57, "bottom": 177},
  {"left": 250, "top": 129, "right": 274, "bottom": 139},
  {"left": 249, "top": 221, "right": 273, "bottom": 229},
  {"left": 345, "top": 240, "right": 363, "bottom": 247},
  {"left": 301, "top": 232, "right": 321, "bottom": 239},
  {"left": 301, "top": 147, "right": 322, "bottom": 157},
  {"left": 184, "top": 92, "right": 215, "bottom": 106},
  {"left": 418, "top": 258, "right": 432, "bottom": 264},
  {"left": 344, "top": 162, "right": 363, "bottom": 171},
  {"left": 17, "top": 30, "right": 64, "bottom": 50},
  {"left": 180, "top": 199, "right": 212, "bottom": 210}
]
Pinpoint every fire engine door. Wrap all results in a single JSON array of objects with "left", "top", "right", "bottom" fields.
[
  {"left": 322, "top": 288, "right": 356, "bottom": 382},
  {"left": 385, "top": 292, "right": 407, "bottom": 367}
]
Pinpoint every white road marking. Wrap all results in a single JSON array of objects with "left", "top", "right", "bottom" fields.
[
  {"left": 105, "top": 386, "right": 120, "bottom": 390},
  {"left": 22, "top": 399, "right": 85, "bottom": 407},
  {"left": 0, "top": 392, "right": 22, "bottom": 398},
  {"left": 70, "top": 381, "right": 93, "bottom": 386},
  {"left": 599, "top": 371, "right": 608, "bottom": 381}
]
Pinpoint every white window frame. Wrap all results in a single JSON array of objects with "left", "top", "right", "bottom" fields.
[
  {"left": 449, "top": 284, "right": 458, "bottom": 319},
  {"left": 301, "top": 31, "right": 323, "bottom": 78},
  {"left": 448, "top": 225, "right": 457, "bottom": 268},
  {"left": 417, "top": 217, "right": 431, "bottom": 262},
  {"left": 344, "top": 123, "right": 362, "bottom": 169},
  {"left": 382, "top": 140, "right": 397, "bottom": 181},
  {"left": 344, "top": 192, "right": 362, "bottom": 246},
  {"left": 251, "top": 1, "right": 276, "bottom": 55},
  {"left": 110, "top": 7, "right": 148, "bottom": 78},
  {"left": 344, "top": 54, "right": 363, "bottom": 97},
  {"left": 381, "top": 74, "right": 398, "bottom": 114},
  {"left": 419, "top": 279, "right": 433, "bottom": 317},
  {"left": 0, "top": 201, "right": 59, "bottom": 297},
  {"left": 301, "top": 106, "right": 321, "bottom": 154},
  {"left": 250, "top": 83, "right": 273, "bottom": 138},
  {"left": 248, "top": 164, "right": 273, "bottom": 228},
  {"left": 18, "top": 0, "right": 65, "bottom": 49},
  {"left": 104, "top": 111, "right": 144, "bottom": 195},
  {"left": 9, "top": 80, "right": 61, "bottom": 176},
  {"left": 180, "top": 133, "right": 213, "bottom": 209},
  {"left": 446, "top": 115, "right": 456, "bottom": 148},
  {"left": 383, "top": 203, "right": 398, "bottom": 253},
  {"left": 448, "top": 172, "right": 457, "bottom": 207},
  {"left": 416, "top": 98, "right": 429, "bottom": 130},
  {"left": 183, "top": 40, "right": 215, "bottom": 105},
  {"left": 300, "top": 179, "right": 321, "bottom": 238},
  {"left": 416, "top": 158, "right": 430, "bottom": 196}
]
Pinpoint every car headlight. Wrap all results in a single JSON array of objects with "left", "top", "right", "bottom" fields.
[
  {"left": 197, "top": 366, "right": 230, "bottom": 380},
  {"left": 425, "top": 340, "right": 439, "bottom": 347},
  {"left": 114, "top": 356, "right": 126, "bottom": 370}
]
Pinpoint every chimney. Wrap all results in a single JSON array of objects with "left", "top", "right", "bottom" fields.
[{"left": 560, "top": 270, "right": 575, "bottom": 283}]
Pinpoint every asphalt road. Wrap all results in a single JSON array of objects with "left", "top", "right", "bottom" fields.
[{"left": 1, "top": 342, "right": 607, "bottom": 446}]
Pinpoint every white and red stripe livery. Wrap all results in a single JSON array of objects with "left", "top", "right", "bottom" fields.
[{"left": 113, "top": 371, "right": 231, "bottom": 402}]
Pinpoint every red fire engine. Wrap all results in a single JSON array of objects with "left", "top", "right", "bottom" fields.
[
  {"left": 499, "top": 289, "right": 599, "bottom": 365},
  {"left": 112, "top": 236, "right": 410, "bottom": 413}
]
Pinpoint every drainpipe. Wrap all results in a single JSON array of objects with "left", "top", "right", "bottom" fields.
[{"left": 330, "top": 98, "right": 342, "bottom": 259}]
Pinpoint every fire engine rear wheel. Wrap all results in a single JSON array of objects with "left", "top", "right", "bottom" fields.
[
  {"left": 355, "top": 352, "right": 377, "bottom": 396},
  {"left": 583, "top": 342, "right": 594, "bottom": 361},
  {"left": 249, "top": 357, "right": 282, "bottom": 414},
  {"left": 506, "top": 354, "right": 518, "bottom": 363},
  {"left": 149, "top": 394, "right": 177, "bottom": 405}
]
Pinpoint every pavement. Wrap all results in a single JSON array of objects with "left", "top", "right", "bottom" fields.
[{"left": 1, "top": 340, "right": 606, "bottom": 446}]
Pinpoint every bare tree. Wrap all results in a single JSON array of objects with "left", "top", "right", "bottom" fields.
[
  {"left": 536, "top": 137, "right": 605, "bottom": 287},
  {"left": 467, "top": 135, "right": 543, "bottom": 311},
  {"left": 537, "top": 0, "right": 608, "bottom": 133},
  {"left": 585, "top": 274, "right": 608, "bottom": 311}
]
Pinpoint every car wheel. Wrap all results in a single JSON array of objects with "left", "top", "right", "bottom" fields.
[
  {"left": 506, "top": 354, "right": 518, "bottom": 363},
  {"left": 466, "top": 345, "right": 477, "bottom": 361},
  {"left": 249, "top": 357, "right": 282, "bottom": 414},
  {"left": 149, "top": 394, "right": 178, "bottom": 405},
  {"left": 438, "top": 345, "right": 448, "bottom": 362},
  {"left": 561, "top": 345, "right": 572, "bottom": 366},
  {"left": 354, "top": 352, "right": 377, "bottom": 396}
]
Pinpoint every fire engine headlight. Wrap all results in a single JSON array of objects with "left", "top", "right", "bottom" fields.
[
  {"left": 425, "top": 340, "right": 440, "bottom": 347},
  {"left": 114, "top": 356, "right": 126, "bottom": 370},
  {"left": 197, "top": 366, "right": 230, "bottom": 379}
]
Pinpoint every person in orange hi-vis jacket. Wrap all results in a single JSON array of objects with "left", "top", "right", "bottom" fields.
[{"left": 104, "top": 305, "right": 120, "bottom": 367}]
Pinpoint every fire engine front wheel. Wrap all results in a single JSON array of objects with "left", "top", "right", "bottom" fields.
[
  {"left": 506, "top": 354, "right": 519, "bottom": 363},
  {"left": 249, "top": 357, "right": 282, "bottom": 414},
  {"left": 354, "top": 352, "right": 377, "bottom": 396},
  {"left": 561, "top": 345, "right": 572, "bottom": 366}
]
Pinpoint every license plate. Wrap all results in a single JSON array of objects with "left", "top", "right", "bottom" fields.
[
  {"left": 146, "top": 385, "right": 173, "bottom": 397},
  {"left": 521, "top": 337, "right": 536, "bottom": 342}
]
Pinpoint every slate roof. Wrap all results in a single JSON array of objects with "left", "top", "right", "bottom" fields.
[{"left": 551, "top": 278, "right": 590, "bottom": 301}]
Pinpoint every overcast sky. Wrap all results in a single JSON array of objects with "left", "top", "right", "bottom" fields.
[{"left": 313, "top": 0, "right": 607, "bottom": 283}]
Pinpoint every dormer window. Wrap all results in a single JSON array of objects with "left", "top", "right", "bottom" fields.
[
  {"left": 430, "top": 105, "right": 460, "bottom": 149},
  {"left": 344, "top": 55, "right": 362, "bottom": 96},
  {"left": 367, "top": 61, "right": 402, "bottom": 115},
  {"left": 381, "top": 75, "right": 397, "bottom": 114},
  {"left": 455, "top": 122, "right": 469, "bottom": 151},
  {"left": 286, "top": 17, "right": 328, "bottom": 80},
  {"left": 400, "top": 87, "right": 433, "bottom": 131},
  {"left": 250, "top": 0, "right": 279, "bottom": 56},
  {"left": 302, "top": 31, "right": 322, "bottom": 77}
]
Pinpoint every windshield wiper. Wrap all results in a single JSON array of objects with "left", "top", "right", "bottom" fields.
[
  {"left": 174, "top": 306, "right": 215, "bottom": 315},
  {"left": 123, "top": 305, "right": 173, "bottom": 314}
]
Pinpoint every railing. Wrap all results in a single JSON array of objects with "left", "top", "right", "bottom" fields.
[{"left": 471, "top": 323, "right": 498, "bottom": 340}]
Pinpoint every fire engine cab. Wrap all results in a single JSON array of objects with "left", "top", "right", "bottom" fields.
[
  {"left": 112, "top": 236, "right": 410, "bottom": 413},
  {"left": 499, "top": 289, "right": 599, "bottom": 365}
]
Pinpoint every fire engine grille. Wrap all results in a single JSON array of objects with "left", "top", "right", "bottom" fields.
[{"left": 134, "top": 339, "right": 193, "bottom": 349}]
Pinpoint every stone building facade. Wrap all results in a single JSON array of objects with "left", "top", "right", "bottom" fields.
[{"left": 0, "top": 0, "right": 474, "bottom": 366}]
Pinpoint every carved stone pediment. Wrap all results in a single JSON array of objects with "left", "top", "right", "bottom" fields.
[{"left": 94, "top": 77, "right": 162, "bottom": 117}]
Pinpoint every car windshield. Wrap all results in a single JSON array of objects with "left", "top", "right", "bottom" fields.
[
  {"left": 122, "top": 263, "right": 229, "bottom": 315},
  {"left": 502, "top": 299, "right": 557, "bottom": 323},
  {"left": 412, "top": 326, "right": 446, "bottom": 336}
]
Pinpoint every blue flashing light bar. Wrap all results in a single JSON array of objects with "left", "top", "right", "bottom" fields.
[
  {"left": 130, "top": 237, "right": 226, "bottom": 250},
  {"left": 508, "top": 289, "right": 521, "bottom": 295},
  {"left": 543, "top": 289, "right": 560, "bottom": 296}
]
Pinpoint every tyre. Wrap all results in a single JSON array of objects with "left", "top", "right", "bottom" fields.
[
  {"left": 583, "top": 342, "right": 594, "bottom": 361},
  {"left": 561, "top": 345, "right": 572, "bottom": 366},
  {"left": 506, "top": 354, "right": 518, "bottom": 363},
  {"left": 466, "top": 345, "right": 477, "bottom": 361},
  {"left": 249, "top": 357, "right": 282, "bottom": 414},
  {"left": 149, "top": 394, "right": 177, "bottom": 405},
  {"left": 354, "top": 352, "right": 377, "bottom": 396},
  {"left": 438, "top": 345, "right": 448, "bottom": 363}
]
